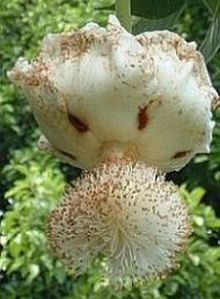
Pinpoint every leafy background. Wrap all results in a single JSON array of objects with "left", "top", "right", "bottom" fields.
[{"left": 0, "top": 0, "right": 220, "bottom": 298}]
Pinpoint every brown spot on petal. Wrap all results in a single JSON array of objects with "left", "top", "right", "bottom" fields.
[
  {"left": 11, "top": 69, "right": 40, "bottom": 87},
  {"left": 212, "top": 95, "right": 220, "bottom": 110},
  {"left": 137, "top": 106, "right": 149, "bottom": 130},
  {"left": 172, "top": 150, "right": 191, "bottom": 159},
  {"left": 26, "top": 75, "right": 40, "bottom": 87},
  {"left": 68, "top": 113, "right": 89, "bottom": 133},
  {"left": 60, "top": 32, "right": 93, "bottom": 59},
  {"left": 8, "top": 69, "right": 23, "bottom": 82}
]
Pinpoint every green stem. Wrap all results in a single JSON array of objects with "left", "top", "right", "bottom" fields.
[{"left": 115, "top": 0, "right": 132, "bottom": 32}]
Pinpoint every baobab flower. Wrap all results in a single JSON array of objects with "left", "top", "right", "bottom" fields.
[{"left": 8, "top": 14, "right": 218, "bottom": 284}]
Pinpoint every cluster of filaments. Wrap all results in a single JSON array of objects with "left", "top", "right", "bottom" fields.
[{"left": 47, "top": 160, "right": 191, "bottom": 285}]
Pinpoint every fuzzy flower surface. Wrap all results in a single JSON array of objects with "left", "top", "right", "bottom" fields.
[
  {"left": 47, "top": 161, "right": 191, "bottom": 285},
  {"left": 8, "top": 15, "right": 218, "bottom": 172}
]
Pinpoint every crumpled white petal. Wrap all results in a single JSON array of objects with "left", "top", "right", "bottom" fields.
[{"left": 8, "top": 15, "right": 218, "bottom": 172}]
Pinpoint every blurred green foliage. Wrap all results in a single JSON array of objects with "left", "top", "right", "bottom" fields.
[{"left": 0, "top": 0, "right": 219, "bottom": 298}]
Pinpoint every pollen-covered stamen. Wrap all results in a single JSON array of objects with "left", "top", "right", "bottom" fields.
[{"left": 47, "top": 159, "right": 191, "bottom": 284}]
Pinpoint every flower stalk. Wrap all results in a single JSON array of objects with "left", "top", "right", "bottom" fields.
[{"left": 115, "top": 0, "right": 132, "bottom": 32}]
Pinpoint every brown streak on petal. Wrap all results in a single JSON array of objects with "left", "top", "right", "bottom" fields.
[
  {"left": 172, "top": 150, "right": 191, "bottom": 159},
  {"left": 68, "top": 113, "right": 89, "bottom": 133},
  {"left": 138, "top": 106, "right": 149, "bottom": 130},
  {"left": 58, "top": 149, "right": 76, "bottom": 160}
]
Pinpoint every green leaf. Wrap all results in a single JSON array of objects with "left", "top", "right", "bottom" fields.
[
  {"left": 0, "top": 254, "right": 10, "bottom": 271},
  {"left": 179, "top": 185, "right": 205, "bottom": 209},
  {"left": 9, "top": 234, "right": 22, "bottom": 258},
  {"left": 200, "top": 16, "right": 220, "bottom": 62},
  {"left": 193, "top": 215, "right": 205, "bottom": 227},
  {"left": 26, "top": 264, "right": 40, "bottom": 284},
  {"left": 200, "top": 0, "right": 220, "bottom": 62},
  {"left": 203, "top": 0, "right": 220, "bottom": 14},
  {"left": 132, "top": 1, "right": 186, "bottom": 34},
  {"left": 190, "top": 188, "right": 206, "bottom": 208},
  {"left": 55, "top": 268, "right": 67, "bottom": 284},
  {"left": 131, "top": 0, "right": 187, "bottom": 19},
  {"left": 7, "top": 257, "right": 25, "bottom": 273},
  {"left": 132, "top": 11, "right": 180, "bottom": 34},
  {"left": 189, "top": 253, "right": 200, "bottom": 266},
  {"left": 204, "top": 248, "right": 220, "bottom": 261},
  {"left": 206, "top": 218, "right": 220, "bottom": 228}
]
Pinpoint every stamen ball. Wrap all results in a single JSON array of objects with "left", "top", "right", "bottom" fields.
[{"left": 47, "top": 161, "right": 191, "bottom": 285}]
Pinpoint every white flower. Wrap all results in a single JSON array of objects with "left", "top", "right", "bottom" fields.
[
  {"left": 47, "top": 160, "right": 191, "bottom": 285},
  {"left": 8, "top": 14, "right": 218, "bottom": 285},
  {"left": 8, "top": 15, "right": 218, "bottom": 172}
]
